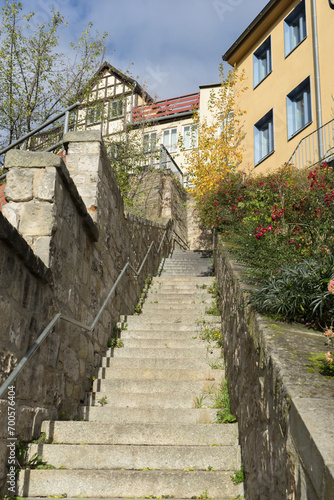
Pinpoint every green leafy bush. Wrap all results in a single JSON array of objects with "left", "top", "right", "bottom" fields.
[{"left": 250, "top": 257, "right": 334, "bottom": 328}]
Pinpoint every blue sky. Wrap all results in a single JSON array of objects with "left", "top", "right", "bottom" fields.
[{"left": 21, "top": 0, "right": 269, "bottom": 100}]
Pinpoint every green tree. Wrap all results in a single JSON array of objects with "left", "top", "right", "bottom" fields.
[
  {"left": 105, "top": 120, "right": 160, "bottom": 208},
  {"left": 0, "top": 0, "right": 108, "bottom": 147}
]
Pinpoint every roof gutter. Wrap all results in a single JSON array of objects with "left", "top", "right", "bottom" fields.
[{"left": 222, "top": 0, "right": 280, "bottom": 62}]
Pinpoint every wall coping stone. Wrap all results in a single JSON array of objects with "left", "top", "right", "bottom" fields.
[
  {"left": 63, "top": 130, "right": 102, "bottom": 144},
  {"left": 215, "top": 237, "right": 334, "bottom": 499},
  {"left": 5, "top": 149, "right": 63, "bottom": 169},
  {"left": 126, "top": 212, "right": 167, "bottom": 229},
  {"left": 0, "top": 211, "right": 52, "bottom": 283},
  {"left": 4, "top": 149, "right": 99, "bottom": 242}
]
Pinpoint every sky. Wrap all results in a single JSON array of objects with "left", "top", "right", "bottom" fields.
[{"left": 20, "top": 0, "right": 270, "bottom": 100}]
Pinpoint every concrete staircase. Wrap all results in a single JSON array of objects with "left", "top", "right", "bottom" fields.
[{"left": 18, "top": 250, "right": 243, "bottom": 500}]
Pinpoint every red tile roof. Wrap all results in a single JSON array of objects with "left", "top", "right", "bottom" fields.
[{"left": 0, "top": 184, "right": 6, "bottom": 212}]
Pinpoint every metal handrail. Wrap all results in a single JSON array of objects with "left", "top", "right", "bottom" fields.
[
  {"left": 0, "top": 225, "right": 186, "bottom": 398},
  {"left": 0, "top": 101, "right": 81, "bottom": 175},
  {"left": 159, "top": 144, "right": 184, "bottom": 185},
  {"left": 173, "top": 230, "right": 190, "bottom": 250},
  {"left": 0, "top": 102, "right": 81, "bottom": 157},
  {"left": 288, "top": 118, "right": 334, "bottom": 170}
]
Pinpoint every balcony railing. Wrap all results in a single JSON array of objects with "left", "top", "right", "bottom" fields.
[
  {"left": 288, "top": 118, "right": 334, "bottom": 170},
  {"left": 132, "top": 93, "right": 200, "bottom": 122}
]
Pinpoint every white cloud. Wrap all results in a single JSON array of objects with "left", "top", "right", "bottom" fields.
[{"left": 20, "top": 0, "right": 269, "bottom": 98}]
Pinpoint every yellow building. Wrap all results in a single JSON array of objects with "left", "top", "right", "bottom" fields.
[{"left": 223, "top": 0, "right": 334, "bottom": 174}]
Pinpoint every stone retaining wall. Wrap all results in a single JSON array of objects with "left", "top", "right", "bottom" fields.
[
  {"left": 127, "top": 169, "right": 188, "bottom": 246},
  {"left": 0, "top": 131, "right": 174, "bottom": 489},
  {"left": 214, "top": 235, "right": 334, "bottom": 500}
]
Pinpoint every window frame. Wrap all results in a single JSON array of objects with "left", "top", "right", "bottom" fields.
[
  {"left": 253, "top": 36, "right": 272, "bottom": 89},
  {"left": 87, "top": 102, "right": 104, "bottom": 125},
  {"left": 286, "top": 76, "right": 312, "bottom": 140},
  {"left": 284, "top": 0, "right": 307, "bottom": 57},
  {"left": 143, "top": 131, "right": 157, "bottom": 153},
  {"left": 162, "top": 127, "right": 178, "bottom": 152},
  {"left": 182, "top": 124, "right": 198, "bottom": 150},
  {"left": 109, "top": 98, "right": 124, "bottom": 119},
  {"left": 254, "top": 109, "right": 275, "bottom": 166}
]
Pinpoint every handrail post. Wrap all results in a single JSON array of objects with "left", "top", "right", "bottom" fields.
[{"left": 63, "top": 111, "right": 70, "bottom": 137}]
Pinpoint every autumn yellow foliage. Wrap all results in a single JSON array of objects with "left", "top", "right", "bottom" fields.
[{"left": 183, "top": 65, "right": 246, "bottom": 200}]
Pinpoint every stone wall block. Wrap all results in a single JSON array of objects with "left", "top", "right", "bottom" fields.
[
  {"left": 63, "top": 347, "right": 80, "bottom": 382},
  {"left": 34, "top": 236, "right": 52, "bottom": 267},
  {"left": 2, "top": 203, "right": 20, "bottom": 229},
  {"left": 5, "top": 168, "right": 33, "bottom": 202},
  {"left": 67, "top": 141, "right": 102, "bottom": 156},
  {"left": 19, "top": 202, "right": 55, "bottom": 237},
  {"left": 34, "top": 169, "right": 56, "bottom": 202}
]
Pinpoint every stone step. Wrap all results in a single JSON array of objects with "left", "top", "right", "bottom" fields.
[
  {"left": 97, "top": 367, "right": 224, "bottom": 381},
  {"left": 152, "top": 276, "right": 214, "bottom": 284},
  {"left": 115, "top": 338, "right": 208, "bottom": 349},
  {"left": 146, "top": 292, "right": 211, "bottom": 300},
  {"left": 24, "top": 498, "right": 234, "bottom": 500},
  {"left": 143, "top": 301, "right": 211, "bottom": 309},
  {"left": 86, "top": 391, "right": 217, "bottom": 409},
  {"left": 41, "top": 421, "right": 239, "bottom": 446},
  {"left": 28, "top": 443, "right": 241, "bottom": 470},
  {"left": 18, "top": 469, "right": 243, "bottom": 499},
  {"left": 79, "top": 407, "right": 218, "bottom": 424},
  {"left": 162, "top": 272, "right": 212, "bottom": 277},
  {"left": 107, "top": 347, "right": 221, "bottom": 359},
  {"left": 120, "top": 329, "right": 206, "bottom": 340},
  {"left": 122, "top": 314, "right": 220, "bottom": 328},
  {"left": 100, "top": 357, "right": 222, "bottom": 370},
  {"left": 92, "top": 378, "right": 221, "bottom": 394}
]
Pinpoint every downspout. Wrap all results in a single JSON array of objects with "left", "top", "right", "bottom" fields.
[{"left": 311, "top": 0, "right": 323, "bottom": 158}]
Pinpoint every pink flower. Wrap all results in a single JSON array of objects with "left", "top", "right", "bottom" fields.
[
  {"left": 328, "top": 280, "right": 334, "bottom": 294},
  {"left": 326, "top": 351, "right": 333, "bottom": 364}
]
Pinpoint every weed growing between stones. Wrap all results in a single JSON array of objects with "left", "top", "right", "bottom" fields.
[
  {"left": 194, "top": 394, "right": 207, "bottom": 408},
  {"left": 205, "top": 280, "right": 220, "bottom": 316},
  {"left": 191, "top": 489, "right": 212, "bottom": 500},
  {"left": 231, "top": 465, "right": 245, "bottom": 484},
  {"left": 15, "top": 440, "right": 56, "bottom": 472},
  {"left": 213, "top": 380, "right": 237, "bottom": 423},
  {"left": 198, "top": 326, "right": 223, "bottom": 348},
  {"left": 134, "top": 274, "right": 153, "bottom": 315},
  {"left": 97, "top": 395, "right": 108, "bottom": 406},
  {"left": 108, "top": 324, "right": 126, "bottom": 348}
]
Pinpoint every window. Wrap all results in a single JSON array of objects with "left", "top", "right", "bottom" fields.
[
  {"left": 253, "top": 36, "right": 272, "bottom": 88},
  {"left": 183, "top": 125, "right": 198, "bottom": 149},
  {"left": 220, "top": 111, "right": 234, "bottom": 139},
  {"left": 109, "top": 142, "right": 122, "bottom": 160},
  {"left": 254, "top": 109, "right": 274, "bottom": 165},
  {"left": 87, "top": 103, "right": 103, "bottom": 124},
  {"left": 284, "top": 0, "right": 307, "bottom": 57},
  {"left": 286, "top": 77, "right": 312, "bottom": 139},
  {"left": 143, "top": 132, "right": 157, "bottom": 153},
  {"left": 163, "top": 128, "right": 177, "bottom": 152},
  {"left": 109, "top": 98, "right": 124, "bottom": 119}
]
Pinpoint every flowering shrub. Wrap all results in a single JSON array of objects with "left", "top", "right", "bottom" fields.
[{"left": 196, "top": 162, "right": 334, "bottom": 280}]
